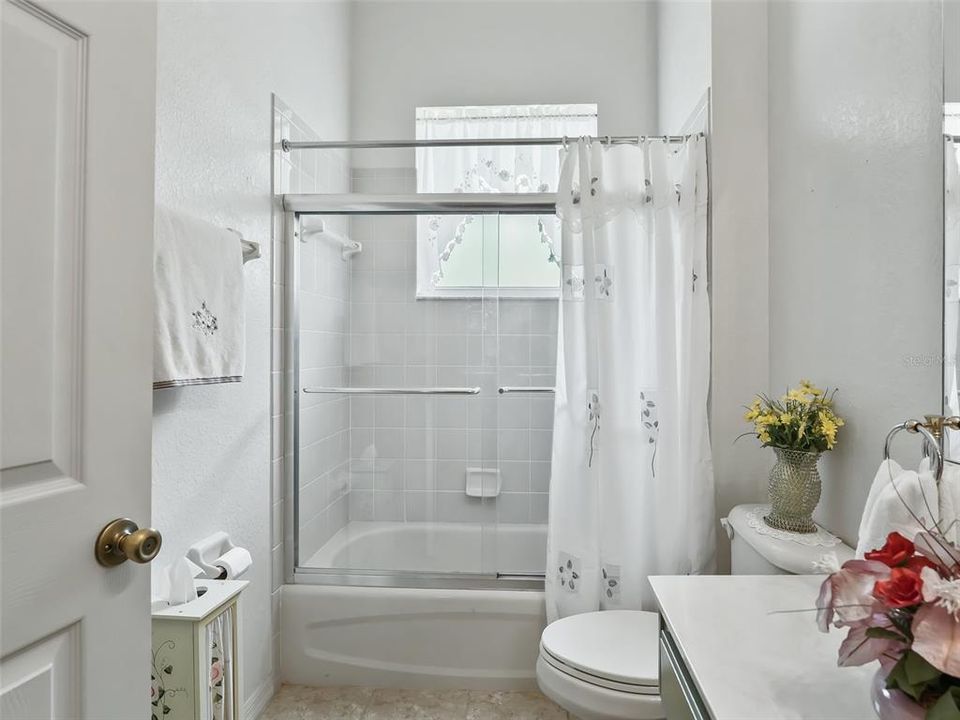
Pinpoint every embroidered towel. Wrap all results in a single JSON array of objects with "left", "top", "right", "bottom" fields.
[
  {"left": 154, "top": 206, "right": 245, "bottom": 389},
  {"left": 856, "top": 458, "right": 940, "bottom": 557}
]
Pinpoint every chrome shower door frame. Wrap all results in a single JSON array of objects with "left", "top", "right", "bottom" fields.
[{"left": 283, "top": 207, "right": 546, "bottom": 591}]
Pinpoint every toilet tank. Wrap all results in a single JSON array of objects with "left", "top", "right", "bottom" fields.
[{"left": 724, "top": 504, "right": 855, "bottom": 575}]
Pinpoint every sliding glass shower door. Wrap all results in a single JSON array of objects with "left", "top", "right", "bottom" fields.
[{"left": 293, "top": 205, "right": 558, "bottom": 586}]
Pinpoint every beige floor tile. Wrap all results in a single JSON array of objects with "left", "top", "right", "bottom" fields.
[
  {"left": 261, "top": 685, "right": 569, "bottom": 720},
  {"left": 465, "top": 691, "right": 569, "bottom": 720},
  {"left": 262, "top": 684, "right": 374, "bottom": 720},
  {"left": 361, "top": 688, "right": 470, "bottom": 719}
]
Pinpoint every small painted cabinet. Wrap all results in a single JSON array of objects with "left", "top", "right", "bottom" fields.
[{"left": 151, "top": 580, "right": 248, "bottom": 720}]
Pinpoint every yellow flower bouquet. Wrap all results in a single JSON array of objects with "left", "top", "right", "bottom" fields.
[
  {"left": 743, "top": 379, "right": 845, "bottom": 452},
  {"left": 744, "top": 380, "right": 845, "bottom": 533}
]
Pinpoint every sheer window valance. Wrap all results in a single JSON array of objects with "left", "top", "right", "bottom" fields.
[{"left": 415, "top": 104, "right": 597, "bottom": 298}]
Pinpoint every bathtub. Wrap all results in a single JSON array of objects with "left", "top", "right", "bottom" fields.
[
  {"left": 302, "top": 520, "right": 547, "bottom": 575},
  {"left": 282, "top": 521, "right": 547, "bottom": 690}
]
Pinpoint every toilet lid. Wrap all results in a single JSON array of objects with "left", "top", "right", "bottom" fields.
[{"left": 540, "top": 610, "right": 659, "bottom": 688}]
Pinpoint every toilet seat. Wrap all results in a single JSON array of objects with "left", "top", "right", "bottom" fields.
[
  {"left": 536, "top": 610, "right": 663, "bottom": 720},
  {"left": 540, "top": 610, "right": 660, "bottom": 690},
  {"left": 540, "top": 643, "right": 660, "bottom": 695}
]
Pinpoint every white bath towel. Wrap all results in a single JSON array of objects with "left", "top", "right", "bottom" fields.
[
  {"left": 856, "top": 458, "right": 940, "bottom": 557},
  {"left": 154, "top": 206, "right": 245, "bottom": 389}
]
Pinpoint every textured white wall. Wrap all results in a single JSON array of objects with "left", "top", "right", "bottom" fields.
[
  {"left": 152, "top": 1, "right": 349, "bottom": 712},
  {"left": 708, "top": 0, "right": 770, "bottom": 571},
  {"left": 767, "top": 0, "right": 942, "bottom": 544},
  {"left": 657, "top": 0, "right": 711, "bottom": 132},
  {"left": 947, "top": 0, "right": 960, "bottom": 104},
  {"left": 349, "top": 0, "right": 659, "bottom": 167}
]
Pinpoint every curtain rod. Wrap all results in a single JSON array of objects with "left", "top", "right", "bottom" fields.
[{"left": 281, "top": 133, "right": 702, "bottom": 151}]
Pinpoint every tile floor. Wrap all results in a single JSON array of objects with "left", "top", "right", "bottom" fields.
[{"left": 262, "top": 685, "right": 572, "bottom": 720}]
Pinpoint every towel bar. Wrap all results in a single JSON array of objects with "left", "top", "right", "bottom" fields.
[
  {"left": 226, "top": 227, "right": 261, "bottom": 263},
  {"left": 302, "top": 386, "right": 481, "bottom": 396},
  {"left": 883, "top": 418, "right": 945, "bottom": 484}
]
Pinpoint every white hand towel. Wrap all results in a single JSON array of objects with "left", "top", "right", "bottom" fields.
[
  {"left": 856, "top": 458, "right": 940, "bottom": 557},
  {"left": 940, "top": 462, "right": 960, "bottom": 545},
  {"left": 154, "top": 206, "right": 245, "bottom": 389}
]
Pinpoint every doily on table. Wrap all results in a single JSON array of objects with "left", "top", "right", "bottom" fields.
[{"left": 744, "top": 504, "right": 842, "bottom": 548}]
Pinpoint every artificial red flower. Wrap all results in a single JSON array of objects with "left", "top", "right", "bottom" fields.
[
  {"left": 905, "top": 554, "right": 939, "bottom": 574},
  {"left": 865, "top": 532, "right": 915, "bottom": 567},
  {"left": 873, "top": 567, "right": 924, "bottom": 608}
]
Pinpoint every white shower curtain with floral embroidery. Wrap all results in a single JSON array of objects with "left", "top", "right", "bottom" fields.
[{"left": 545, "top": 136, "right": 715, "bottom": 621}]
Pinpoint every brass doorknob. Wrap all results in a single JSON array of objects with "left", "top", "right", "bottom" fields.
[{"left": 95, "top": 518, "right": 162, "bottom": 567}]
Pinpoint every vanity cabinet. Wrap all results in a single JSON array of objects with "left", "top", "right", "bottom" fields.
[
  {"left": 651, "top": 575, "right": 874, "bottom": 720},
  {"left": 659, "top": 626, "right": 710, "bottom": 720},
  {"left": 151, "top": 580, "right": 247, "bottom": 720}
]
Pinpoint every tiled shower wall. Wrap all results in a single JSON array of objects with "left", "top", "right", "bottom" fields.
[
  {"left": 271, "top": 98, "right": 352, "bottom": 566},
  {"left": 345, "top": 169, "right": 558, "bottom": 527}
]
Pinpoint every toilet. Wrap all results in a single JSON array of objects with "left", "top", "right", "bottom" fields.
[
  {"left": 536, "top": 503, "right": 855, "bottom": 720},
  {"left": 537, "top": 610, "right": 663, "bottom": 720}
]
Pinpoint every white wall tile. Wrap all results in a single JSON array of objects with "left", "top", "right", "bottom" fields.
[
  {"left": 373, "top": 490, "right": 404, "bottom": 521},
  {"left": 499, "top": 429, "right": 530, "bottom": 462},
  {"left": 531, "top": 461, "right": 551, "bottom": 493},
  {"left": 436, "top": 460, "right": 467, "bottom": 492},
  {"left": 349, "top": 489, "right": 374, "bottom": 521},
  {"left": 499, "top": 461, "right": 530, "bottom": 493}
]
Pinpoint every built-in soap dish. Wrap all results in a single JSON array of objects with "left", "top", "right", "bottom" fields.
[{"left": 465, "top": 467, "right": 501, "bottom": 498}]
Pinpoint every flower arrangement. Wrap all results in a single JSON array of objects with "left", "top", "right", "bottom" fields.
[
  {"left": 817, "top": 530, "right": 960, "bottom": 717},
  {"left": 743, "top": 379, "right": 845, "bottom": 452}
]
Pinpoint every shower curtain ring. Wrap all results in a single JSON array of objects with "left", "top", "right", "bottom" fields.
[
  {"left": 606, "top": 135, "right": 612, "bottom": 146},
  {"left": 561, "top": 135, "right": 568, "bottom": 150}
]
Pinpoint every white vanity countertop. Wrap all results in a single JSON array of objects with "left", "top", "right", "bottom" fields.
[{"left": 651, "top": 575, "right": 876, "bottom": 720}]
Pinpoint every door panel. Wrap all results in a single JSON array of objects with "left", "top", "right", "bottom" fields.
[
  {"left": 1, "top": 0, "right": 83, "bottom": 493},
  {"left": 1, "top": 1, "right": 158, "bottom": 718},
  {"left": 0, "top": 625, "right": 80, "bottom": 719}
]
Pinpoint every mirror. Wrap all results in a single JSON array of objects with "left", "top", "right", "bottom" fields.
[{"left": 946, "top": 1, "right": 960, "bottom": 459}]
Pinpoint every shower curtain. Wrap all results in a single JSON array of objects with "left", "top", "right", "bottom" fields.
[{"left": 545, "top": 136, "right": 715, "bottom": 621}]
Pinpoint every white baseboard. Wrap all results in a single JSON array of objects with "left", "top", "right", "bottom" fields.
[{"left": 243, "top": 674, "right": 276, "bottom": 720}]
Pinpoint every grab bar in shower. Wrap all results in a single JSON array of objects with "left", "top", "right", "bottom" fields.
[
  {"left": 496, "top": 572, "right": 547, "bottom": 581},
  {"left": 302, "top": 386, "right": 482, "bottom": 396},
  {"left": 497, "top": 386, "right": 556, "bottom": 394}
]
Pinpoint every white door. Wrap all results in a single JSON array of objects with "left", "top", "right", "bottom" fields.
[{"left": 1, "top": 0, "right": 158, "bottom": 718}]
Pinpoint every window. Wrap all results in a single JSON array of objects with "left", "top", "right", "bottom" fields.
[{"left": 415, "top": 104, "right": 598, "bottom": 298}]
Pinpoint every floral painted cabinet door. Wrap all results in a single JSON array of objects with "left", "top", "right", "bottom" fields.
[{"left": 151, "top": 580, "right": 247, "bottom": 720}]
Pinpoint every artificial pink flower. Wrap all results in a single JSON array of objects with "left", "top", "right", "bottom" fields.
[
  {"left": 912, "top": 603, "right": 960, "bottom": 676},
  {"left": 865, "top": 532, "right": 915, "bottom": 567},
  {"left": 837, "top": 621, "right": 906, "bottom": 669},
  {"left": 817, "top": 559, "right": 891, "bottom": 631}
]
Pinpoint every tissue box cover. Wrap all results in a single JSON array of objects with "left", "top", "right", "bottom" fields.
[{"left": 151, "top": 580, "right": 247, "bottom": 720}]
